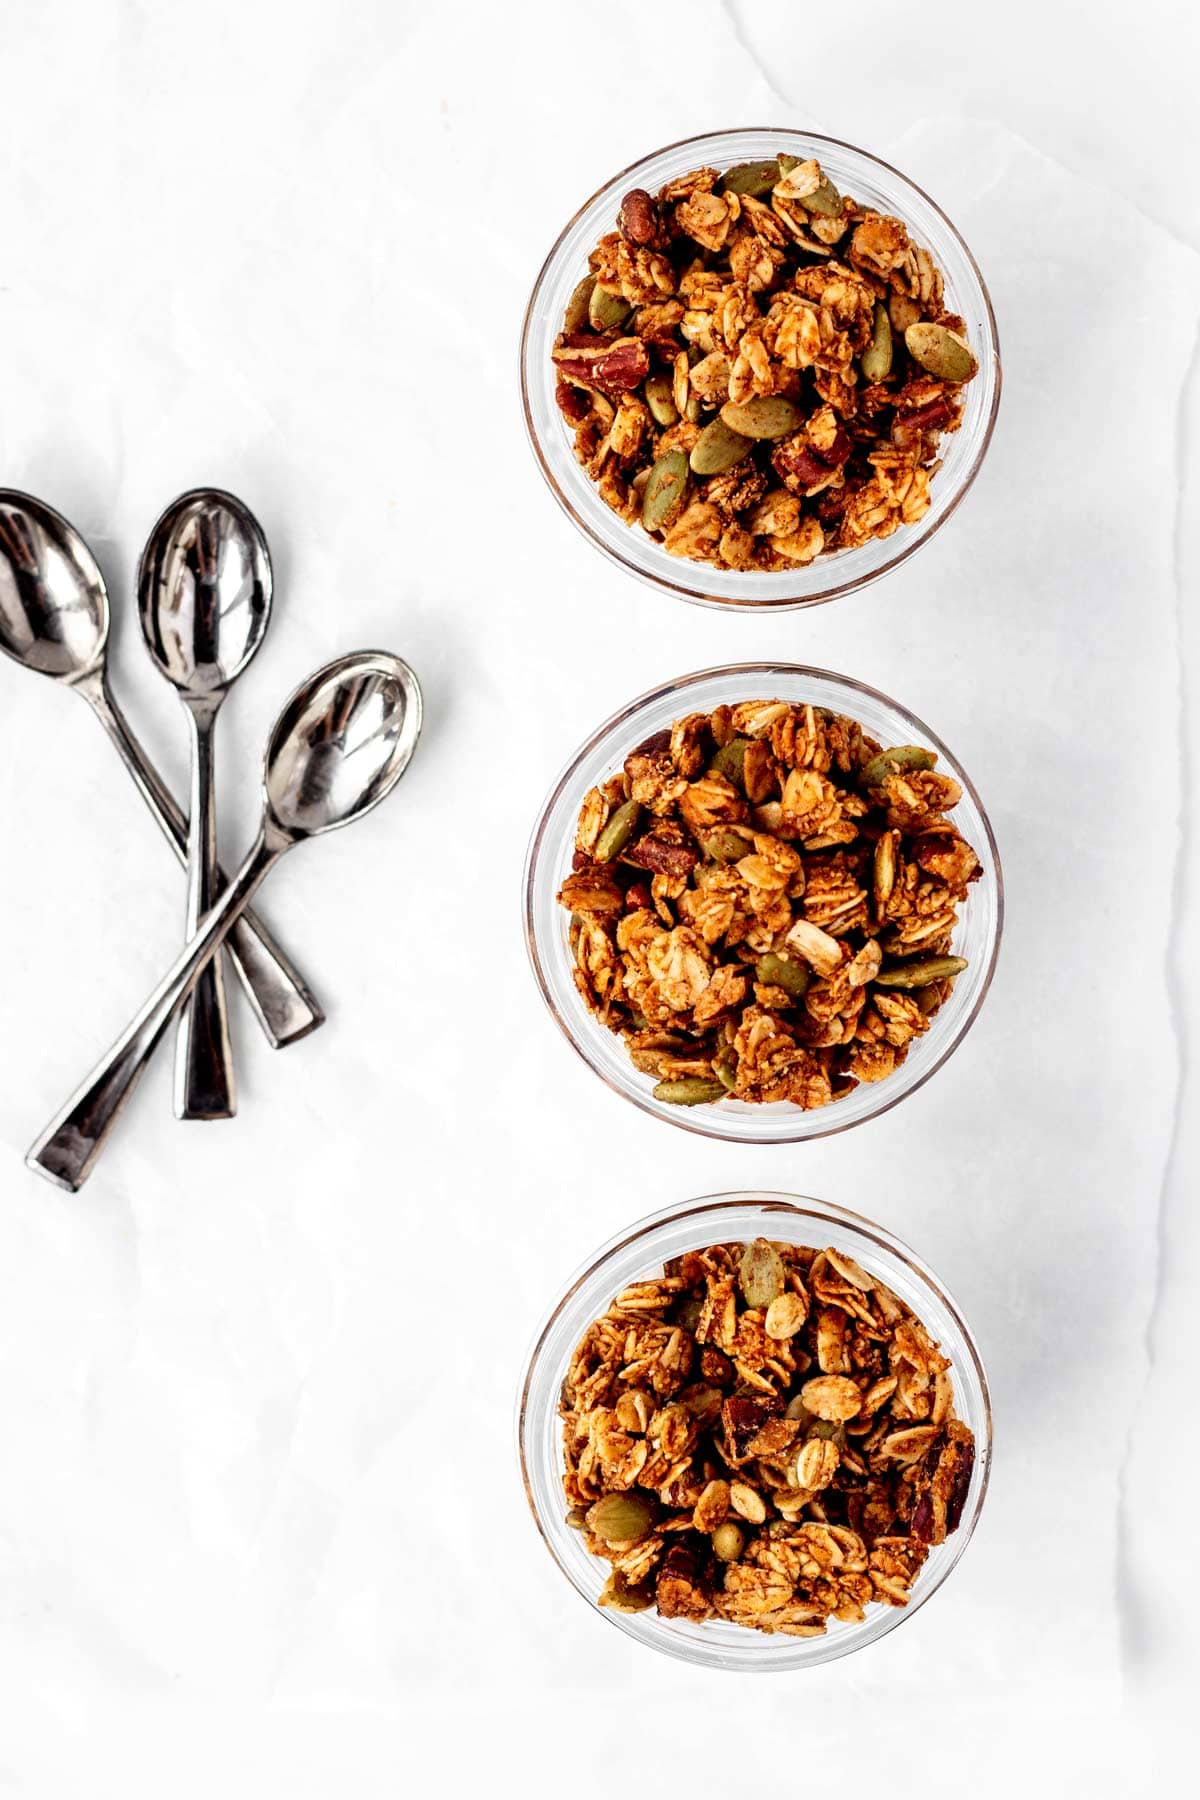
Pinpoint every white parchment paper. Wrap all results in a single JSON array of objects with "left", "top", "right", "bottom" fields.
[{"left": 0, "top": 1, "right": 1196, "bottom": 1791}]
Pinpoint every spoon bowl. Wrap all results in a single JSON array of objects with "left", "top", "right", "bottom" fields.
[
  {"left": 0, "top": 491, "right": 109, "bottom": 680},
  {"left": 265, "top": 652, "right": 423, "bottom": 842},
  {"left": 138, "top": 489, "right": 272, "bottom": 695}
]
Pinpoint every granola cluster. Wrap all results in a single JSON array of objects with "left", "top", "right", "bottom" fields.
[
  {"left": 559, "top": 700, "right": 980, "bottom": 1111},
  {"left": 562, "top": 1238, "right": 976, "bottom": 1635},
  {"left": 552, "top": 155, "right": 977, "bottom": 570}
]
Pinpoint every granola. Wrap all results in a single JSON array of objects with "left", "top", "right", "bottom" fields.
[
  {"left": 552, "top": 155, "right": 978, "bottom": 570},
  {"left": 561, "top": 1239, "right": 976, "bottom": 1636},
  {"left": 558, "top": 700, "right": 980, "bottom": 1111}
]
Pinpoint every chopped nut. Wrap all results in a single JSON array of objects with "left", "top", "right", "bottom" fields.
[{"left": 619, "top": 187, "right": 664, "bottom": 249}]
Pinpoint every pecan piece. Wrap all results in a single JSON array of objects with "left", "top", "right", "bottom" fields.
[
  {"left": 946, "top": 1436, "right": 975, "bottom": 1534},
  {"left": 655, "top": 1537, "right": 714, "bottom": 1620},
  {"left": 626, "top": 827, "right": 699, "bottom": 881},
  {"left": 892, "top": 396, "right": 956, "bottom": 446},
  {"left": 722, "top": 1394, "right": 783, "bottom": 1462},
  {"left": 551, "top": 334, "right": 651, "bottom": 395},
  {"left": 619, "top": 187, "right": 664, "bottom": 249},
  {"left": 772, "top": 423, "right": 851, "bottom": 496},
  {"left": 555, "top": 377, "right": 592, "bottom": 425}
]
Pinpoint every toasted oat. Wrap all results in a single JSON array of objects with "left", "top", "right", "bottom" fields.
[{"left": 560, "top": 1239, "right": 976, "bottom": 1635}]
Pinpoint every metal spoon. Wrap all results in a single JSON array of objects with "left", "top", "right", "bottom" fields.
[
  {"left": 0, "top": 489, "right": 322, "bottom": 1048},
  {"left": 27, "top": 651, "right": 423, "bottom": 1192},
  {"left": 138, "top": 489, "right": 271, "bottom": 1121}
]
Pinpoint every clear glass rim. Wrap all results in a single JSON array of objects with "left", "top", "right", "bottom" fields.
[
  {"left": 516, "top": 1190, "right": 993, "bottom": 1671},
  {"left": 522, "top": 661, "right": 1005, "bottom": 1145},
  {"left": 519, "top": 125, "right": 1003, "bottom": 612}
]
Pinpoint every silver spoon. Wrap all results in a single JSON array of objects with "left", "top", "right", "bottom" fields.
[
  {"left": 0, "top": 490, "right": 323, "bottom": 1048},
  {"left": 138, "top": 489, "right": 272, "bottom": 1122},
  {"left": 27, "top": 650, "right": 423, "bottom": 1192}
]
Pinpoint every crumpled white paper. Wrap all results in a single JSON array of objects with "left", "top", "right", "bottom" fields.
[{"left": 0, "top": 0, "right": 1196, "bottom": 1792}]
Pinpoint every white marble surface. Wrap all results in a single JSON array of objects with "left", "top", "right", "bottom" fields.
[{"left": 2, "top": 0, "right": 1198, "bottom": 1790}]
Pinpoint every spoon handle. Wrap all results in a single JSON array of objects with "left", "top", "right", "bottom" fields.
[
  {"left": 81, "top": 673, "right": 325, "bottom": 1047},
  {"left": 27, "top": 830, "right": 286, "bottom": 1191},
  {"left": 176, "top": 700, "right": 236, "bottom": 1119}
]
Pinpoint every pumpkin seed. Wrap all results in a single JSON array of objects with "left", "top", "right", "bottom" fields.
[
  {"left": 587, "top": 1492, "right": 656, "bottom": 1545},
  {"left": 690, "top": 417, "right": 754, "bottom": 476},
  {"left": 719, "top": 395, "right": 802, "bottom": 440},
  {"left": 801, "top": 174, "right": 842, "bottom": 216},
  {"left": 713, "top": 1046, "right": 738, "bottom": 1092},
  {"left": 711, "top": 1521, "right": 746, "bottom": 1561},
  {"left": 861, "top": 300, "right": 893, "bottom": 382},
  {"left": 642, "top": 449, "right": 691, "bottom": 532},
  {"left": 675, "top": 1293, "right": 705, "bottom": 1334},
  {"left": 754, "top": 952, "right": 810, "bottom": 1000},
  {"left": 644, "top": 372, "right": 679, "bottom": 427},
  {"left": 563, "top": 274, "right": 595, "bottom": 333},
  {"left": 860, "top": 744, "right": 936, "bottom": 789},
  {"left": 738, "top": 1238, "right": 785, "bottom": 1310},
  {"left": 598, "top": 1572, "right": 654, "bottom": 1613},
  {"left": 589, "top": 283, "right": 632, "bottom": 331},
  {"left": 904, "top": 321, "right": 977, "bottom": 383},
  {"left": 594, "top": 797, "right": 642, "bottom": 863},
  {"left": 702, "top": 825, "right": 755, "bottom": 863},
  {"left": 653, "top": 1077, "right": 727, "bottom": 1107},
  {"left": 721, "top": 160, "right": 781, "bottom": 197},
  {"left": 710, "top": 738, "right": 749, "bottom": 786},
  {"left": 565, "top": 1506, "right": 589, "bottom": 1530},
  {"left": 875, "top": 954, "right": 968, "bottom": 990}
]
